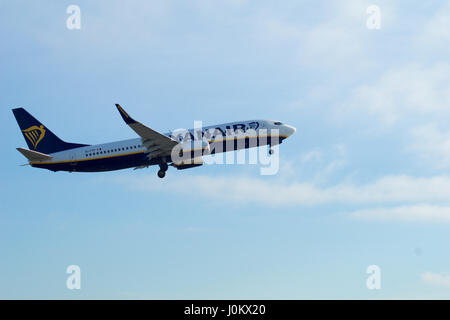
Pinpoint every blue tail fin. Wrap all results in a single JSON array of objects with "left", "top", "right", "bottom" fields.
[{"left": 12, "top": 107, "right": 89, "bottom": 154}]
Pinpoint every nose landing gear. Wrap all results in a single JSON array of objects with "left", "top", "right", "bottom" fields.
[{"left": 158, "top": 162, "right": 168, "bottom": 178}]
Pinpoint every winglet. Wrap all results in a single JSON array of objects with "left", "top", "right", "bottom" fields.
[{"left": 115, "top": 104, "right": 137, "bottom": 125}]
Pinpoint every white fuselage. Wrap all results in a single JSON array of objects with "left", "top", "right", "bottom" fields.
[{"left": 31, "top": 120, "right": 296, "bottom": 172}]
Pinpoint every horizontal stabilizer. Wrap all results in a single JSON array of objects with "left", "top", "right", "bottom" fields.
[{"left": 16, "top": 147, "right": 52, "bottom": 162}]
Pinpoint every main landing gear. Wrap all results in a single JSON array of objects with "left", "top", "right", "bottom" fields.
[
  {"left": 158, "top": 162, "right": 168, "bottom": 178},
  {"left": 269, "top": 148, "right": 274, "bottom": 155}
]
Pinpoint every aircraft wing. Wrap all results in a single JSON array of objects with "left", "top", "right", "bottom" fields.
[{"left": 115, "top": 104, "right": 178, "bottom": 159}]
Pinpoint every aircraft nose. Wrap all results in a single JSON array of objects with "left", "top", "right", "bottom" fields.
[{"left": 284, "top": 124, "right": 296, "bottom": 136}]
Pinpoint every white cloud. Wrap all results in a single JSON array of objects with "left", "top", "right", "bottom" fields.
[
  {"left": 252, "top": 1, "right": 392, "bottom": 69},
  {"left": 300, "top": 22, "right": 363, "bottom": 67},
  {"left": 297, "top": 145, "right": 348, "bottom": 184},
  {"left": 33, "top": 1, "right": 173, "bottom": 52},
  {"left": 337, "top": 62, "right": 450, "bottom": 170},
  {"left": 422, "top": 272, "right": 450, "bottom": 288},
  {"left": 333, "top": 59, "right": 450, "bottom": 171},
  {"left": 195, "top": 0, "right": 248, "bottom": 10},
  {"left": 297, "top": 1, "right": 397, "bottom": 68},
  {"left": 116, "top": 173, "right": 450, "bottom": 207},
  {"left": 341, "top": 63, "right": 450, "bottom": 126},
  {"left": 416, "top": 1, "right": 450, "bottom": 54},
  {"left": 300, "top": 149, "right": 322, "bottom": 163},
  {"left": 408, "top": 124, "right": 450, "bottom": 169},
  {"left": 350, "top": 205, "right": 450, "bottom": 222}
]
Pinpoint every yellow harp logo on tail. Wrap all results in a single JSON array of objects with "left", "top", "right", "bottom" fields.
[{"left": 22, "top": 125, "right": 46, "bottom": 150}]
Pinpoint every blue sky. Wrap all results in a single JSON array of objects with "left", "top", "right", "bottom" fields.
[{"left": 2, "top": 0, "right": 450, "bottom": 299}]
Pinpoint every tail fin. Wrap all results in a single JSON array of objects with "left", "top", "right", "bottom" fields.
[{"left": 12, "top": 107, "right": 89, "bottom": 154}]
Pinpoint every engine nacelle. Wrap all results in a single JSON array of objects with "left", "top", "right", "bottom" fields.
[
  {"left": 173, "top": 161, "right": 203, "bottom": 170},
  {"left": 170, "top": 140, "right": 209, "bottom": 168}
]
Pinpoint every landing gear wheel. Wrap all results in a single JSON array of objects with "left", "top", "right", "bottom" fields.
[
  {"left": 159, "top": 162, "right": 168, "bottom": 171},
  {"left": 269, "top": 148, "right": 274, "bottom": 155},
  {"left": 157, "top": 170, "right": 166, "bottom": 178}
]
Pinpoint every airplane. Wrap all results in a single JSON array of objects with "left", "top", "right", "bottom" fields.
[{"left": 12, "top": 104, "right": 296, "bottom": 178}]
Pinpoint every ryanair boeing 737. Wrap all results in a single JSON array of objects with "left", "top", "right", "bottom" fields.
[{"left": 12, "top": 105, "right": 296, "bottom": 178}]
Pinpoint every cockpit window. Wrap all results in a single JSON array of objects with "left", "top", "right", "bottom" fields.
[{"left": 274, "top": 121, "right": 283, "bottom": 125}]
